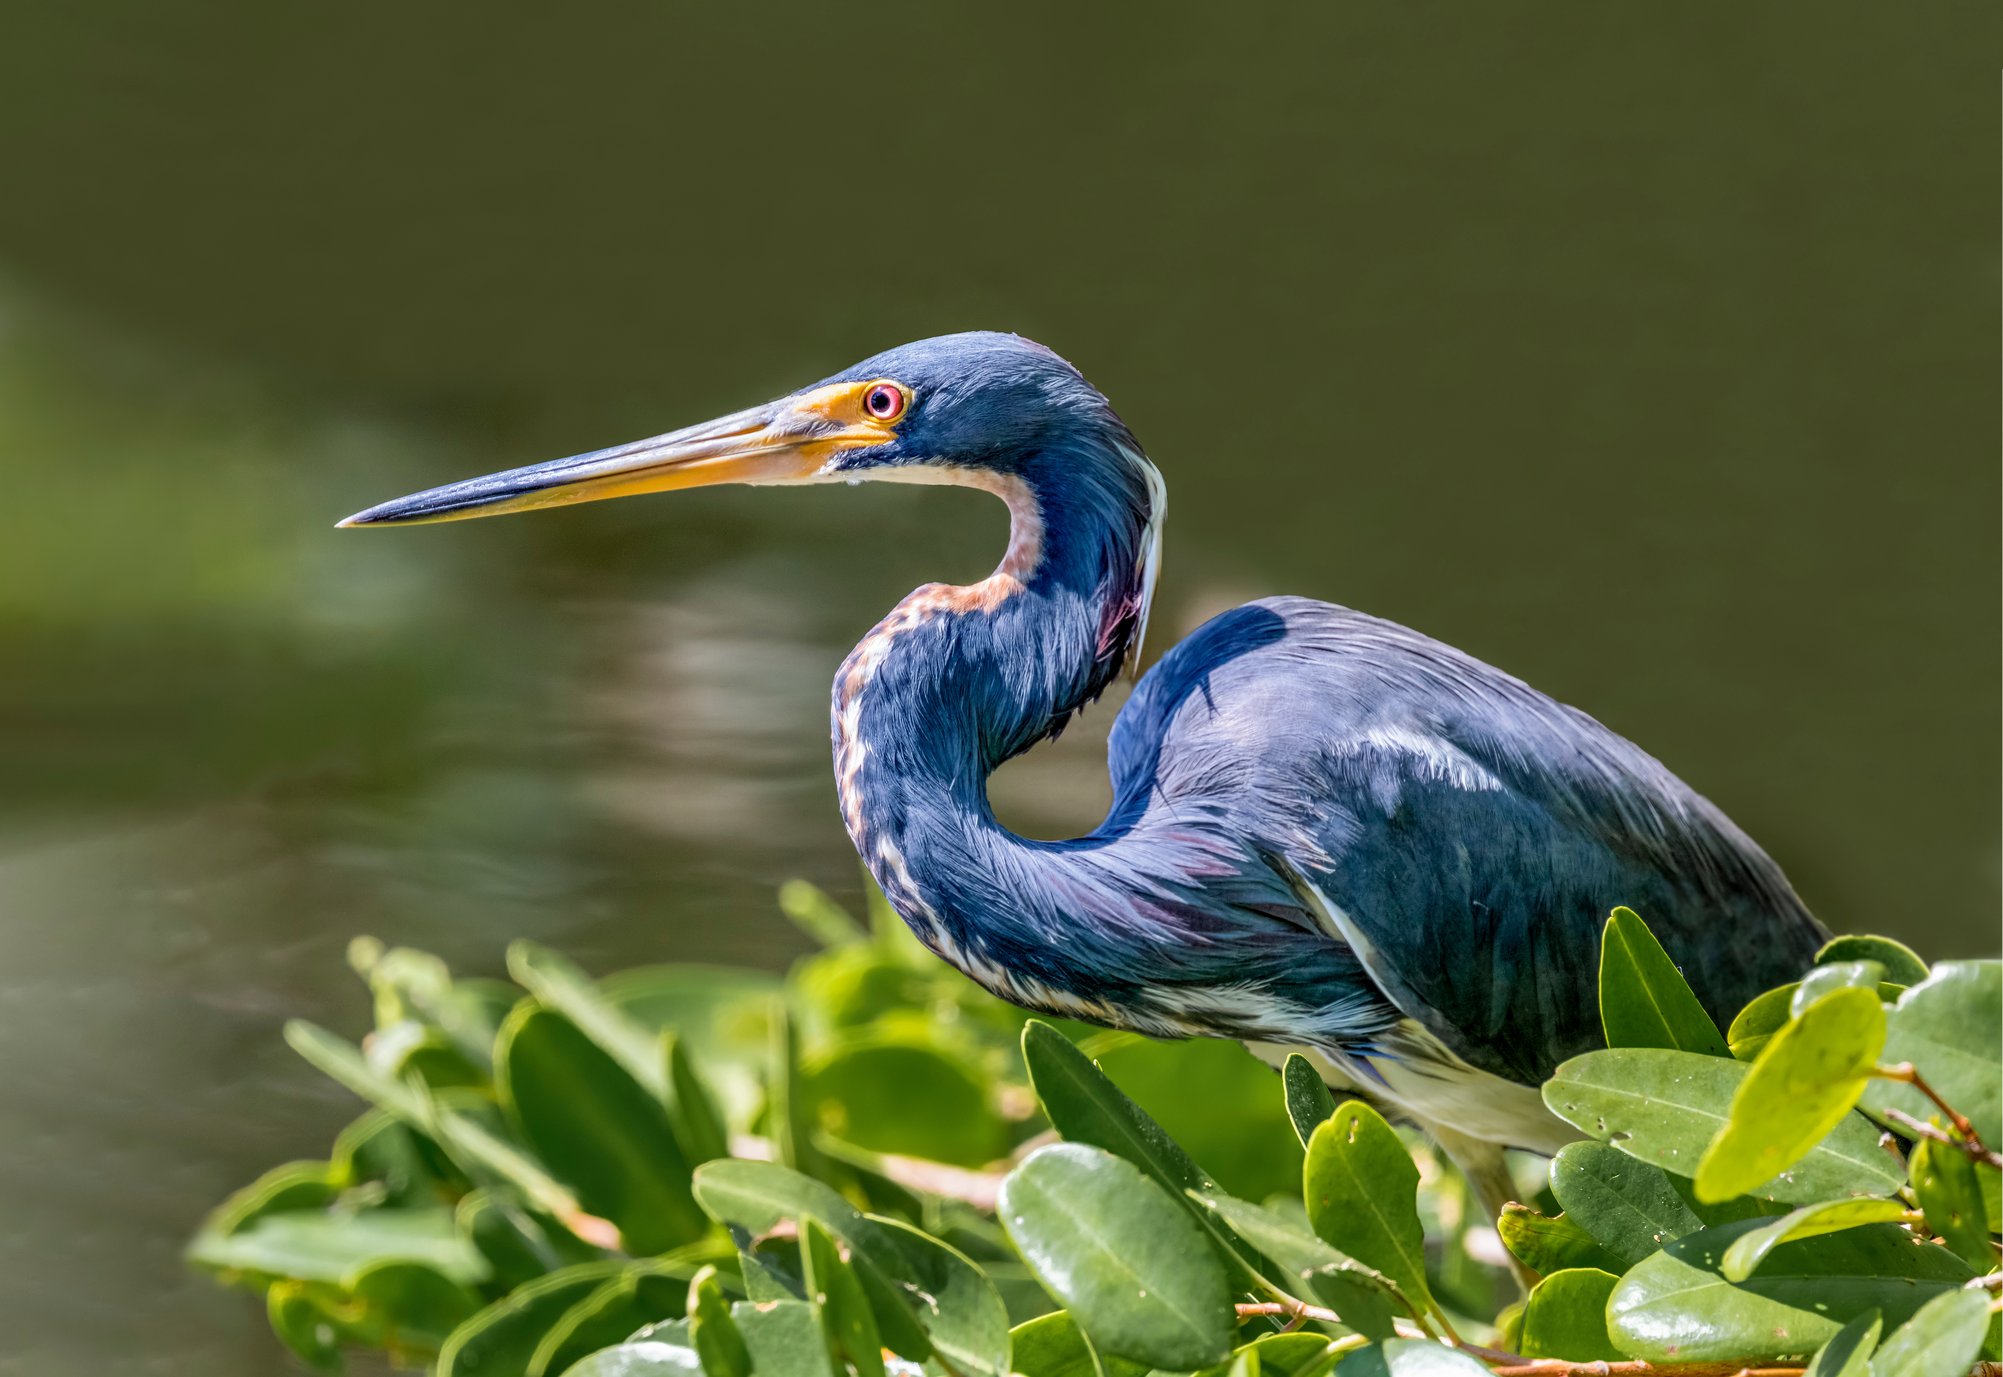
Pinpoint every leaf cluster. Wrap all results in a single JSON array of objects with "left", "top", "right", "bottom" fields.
[{"left": 192, "top": 893, "right": 2001, "bottom": 1377}]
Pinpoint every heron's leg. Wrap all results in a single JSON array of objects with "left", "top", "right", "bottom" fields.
[{"left": 1422, "top": 1119, "right": 1536, "bottom": 1292}]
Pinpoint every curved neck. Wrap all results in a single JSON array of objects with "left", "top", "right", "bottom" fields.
[{"left": 831, "top": 449, "right": 1163, "bottom": 993}]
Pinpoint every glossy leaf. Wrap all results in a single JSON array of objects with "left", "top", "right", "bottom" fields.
[
  {"left": 1694, "top": 986, "right": 1885, "bottom": 1201},
  {"left": 1496, "top": 1204, "right": 1623, "bottom": 1276},
  {"left": 692, "top": 1159, "right": 1007, "bottom": 1376},
  {"left": 1517, "top": 1267, "right": 1622, "bottom": 1362},
  {"left": 1605, "top": 1217, "right": 1974, "bottom": 1365},
  {"left": 1094, "top": 1035, "right": 1306, "bottom": 1200},
  {"left": 1727, "top": 985, "right": 1798, "bottom": 1062},
  {"left": 1801, "top": 1310, "right": 1880, "bottom": 1377},
  {"left": 804, "top": 1034, "right": 1006, "bottom": 1167},
  {"left": 662, "top": 1033, "right": 731, "bottom": 1167},
  {"left": 999, "top": 1143, "right": 1234, "bottom": 1369},
  {"left": 802, "top": 1218, "right": 885, "bottom": 1377},
  {"left": 348, "top": 1259, "right": 484, "bottom": 1347},
  {"left": 1020, "top": 1020, "right": 1212, "bottom": 1201},
  {"left": 600, "top": 964, "right": 782, "bottom": 1128},
  {"left": 1719, "top": 1198, "right": 1912, "bottom": 1281},
  {"left": 1817, "top": 934, "right": 1928, "bottom": 987},
  {"left": 496, "top": 1005, "right": 707, "bottom": 1253},
  {"left": 1861, "top": 961, "right": 2003, "bottom": 1148},
  {"left": 1546, "top": 1140, "right": 1742, "bottom": 1267},
  {"left": 1543, "top": 1046, "right": 1903, "bottom": 1203},
  {"left": 1332, "top": 1339, "right": 1490, "bottom": 1375},
  {"left": 1790, "top": 960, "right": 1886, "bottom": 1018},
  {"left": 188, "top": 1206, "right": 486, "bottom": 1285},
  {"left": 509, "top": 942, "right": 666, "bottom": 1095},
  {"left": 438, "top": 1261, "right": 630, "bottom": 1377},
  {"left": 564, "top": 1341, "right": 705, "bottom": 1377},
  {"left": 687, "top": 1265, "right": 750, "bottom": 1377},
  {"left": 1195, "top": 1190, "right": 1402, "bottom": 1338},
  {"left": 1599, "top": 906, "right": 1728, "bottom": 1056},
  {"left": 1283, "top": 1053, "right": 1338, "bottom": 1149},
  {"left": 1908, "top": 1136, "right": 1996, "bottom": 1267},
  {"left": 527, "top": 1266, "right": 697, "bottom": 1377},
  {"left": 1006, "top": 1311, "right": 1147, "bottom": 1377},
  {"left": 1866, "top": 1289, "right": 1991, "bottom": 1377},
  {"left": 286, "top": 1020, "right": 583, "bottom": 1226},
  {"left": 730, "top": 1299, "right": 840, "bottom": 1377},
  {"left": 1305, "top": 1104, "right": 1433, "bottom": 1317}
]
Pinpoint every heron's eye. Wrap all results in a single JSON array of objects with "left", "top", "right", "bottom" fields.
[{"left": 863, "top": 383, "right": 907, "bottom": 422}]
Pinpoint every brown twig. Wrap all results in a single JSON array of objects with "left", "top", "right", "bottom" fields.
[
  {"left": 1877, "top": 1062, "right": 1987, "bottom": 1144},
  {"left": 1880, "top": 1106, "right": 2003, "bottom": 1169}
]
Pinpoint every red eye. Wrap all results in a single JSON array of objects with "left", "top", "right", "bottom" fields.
[{"left": 863, "top": 383, "right": 906, "bottom": 421}]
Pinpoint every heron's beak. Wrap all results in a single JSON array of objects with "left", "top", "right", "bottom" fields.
[{"left": 337, "top": 384, "right": 893, "bottom": 527}]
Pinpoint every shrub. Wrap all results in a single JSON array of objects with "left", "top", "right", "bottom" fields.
[{"left": 190, "top": 885, "right": 2002, "bottom": 1376}]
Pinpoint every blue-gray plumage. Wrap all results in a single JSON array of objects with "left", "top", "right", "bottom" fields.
[{"left": 342, "top": 331, "right": 1827, "bottom": 1193}]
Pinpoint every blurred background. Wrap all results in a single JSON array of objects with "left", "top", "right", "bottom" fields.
[{"left": 0, "top": 4, "right": 1994, "bottom": 1373}]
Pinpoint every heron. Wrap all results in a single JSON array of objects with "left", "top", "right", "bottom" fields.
[{"left": 341, "top": 331, "right": 1827, "bottom": 1221}]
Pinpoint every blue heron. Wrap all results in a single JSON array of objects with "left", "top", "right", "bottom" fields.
[{"left": 342, "top": 332, "right": 1826, "bottom": 1215}]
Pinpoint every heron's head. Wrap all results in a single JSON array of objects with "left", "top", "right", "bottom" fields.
[{"left": 338, "top": 332, "right": 1150, "bottom": 528}]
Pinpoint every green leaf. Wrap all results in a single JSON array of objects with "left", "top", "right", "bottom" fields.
[
  {"left": 1304, "top": 1103, "right": 1433, "bottom": 1317},
  {"left": 730, "top": 1298, "right": 840, "bottom": 1377},
  {"left": 1496, "top": 1204, "right": 1624, "bottom": 1276},
  {"left": 663, "top": 1032, "right": 731, "bottom": 1167},
  {"left": 1283, "top": 1054, "right": 1338, "bottom": 1150},
  {"left": 265, "top": 1282, "right": 343, "bottom": 1372},
  {"left": 1694, "top": 986, "right": 1886, "bottom": 1202},
  {"left": 510, "top": 942, "right": 666, "bottom": 1095},
  {"left": 438, "top": 1260, "right": 631, "bottom": 1377},
  {"left": 1193, "top": 1190, "right": 1402, "bottom": 1338},
  {"left": 1517, "top": 1267, "right": 1622, "bottom": 1362},
  {"left": 1728, "top": 985, "right": 1798, "bottom": 1062},
  {"left": 1547, "top": 1141, "right": 1700, "bottom": 1265},
  {"left": 687, "top": 1265, "right": 750, "bottom": 1377},
  {"left": 1817, "top": 934, "right": 1929, "bottom": 987},
  {"left": 527, "top": 1264, "right": 699, "bottom": 1377},
  {"left": 804, "top": 1034, "right": 1007, "bottom": 1168},
  {"left": 456, "top": 1191, "right": 597, "bottom": 1292},
  {"left": 1861, "top": 961, "right": 2003, "bottom": 1148},
  {"left": 1332, "top": 1339, "right": 1490, "bottom": 1375},
  {"left": 1021, "top": 1020, "right": 1213, "bottom": 1202},
  {"left": 1866, "top": 1288, "right": 1991, "bottom": 1377},
  {"left": 1605, "top": 1217, "right": 1974, "bottom": 1365},
  {"left": 999, "top": 1143, "right": 1234, "bottom": 1370},
  {"left": 286, "top": 1021, "right": 584, "bottom": 1227},
  {"left": 1791, "top": 961, "right": 1886, "bottom": 1018},
  {"left": 564, "top": 1340, "right": 705, "bottom": 1377},
  {"left": 801, "top": 1218, "right": 885, "bottom": 1377},
  {"left": 188, "top": 1206, "right": 487, "bottom": 1285},
  {"left": 600, "top": 964, "right": 782, "bottom": 1128},
  {"left": 496, "top": 1005, "right": 708, "bottom": 1253},
  {"left": 692, "top": 1159, "right": 1008, "bottom": 1376},
  {"left": 1599, "top": 906, "right": 1729, "bottom": 1056},
  {"left": 779, "top": 879, "right": 868, "bottom": 947},
  {"left": 1802, "top": 1310, "right": 1881, "bottom": 1377},
  {"left": 1007, "top": 1312, "right": 1148, "bottom": 1377},
  {"left": 1093, "top": 1036, "right": 1307, "bottom": 1201},
  {"left": 198, "top": 1159, "right": 345, "bottom": 1237},
  {"left": 1719, "top": 1199, "right": 1914, "bottom": 1281},
  {"left": 348, "top": 1259, "right": 485, "bottom": 1347},
  {"left": 1908, "top": 1136, "right": 1997, "bottom": 1267},
  {"left": 1543, "top": 1047, "right": 1904, "bottom": 1203}
]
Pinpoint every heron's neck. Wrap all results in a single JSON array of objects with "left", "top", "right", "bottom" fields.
[{"left": 831, "top": 454, "right": 1162, "bottom": 996}]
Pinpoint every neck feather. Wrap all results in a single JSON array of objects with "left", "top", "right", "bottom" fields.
[{"left": 830, "top": 446, "right": 1162, "bottom": 973}]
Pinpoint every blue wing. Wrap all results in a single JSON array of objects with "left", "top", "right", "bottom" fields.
[{"left": 1106, "top": 597, "right": 1825, "bottom": 1084}]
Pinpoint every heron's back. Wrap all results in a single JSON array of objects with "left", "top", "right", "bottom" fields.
[{"left": 1107, "top": 596, "right": 1825, "bottom": 1084}]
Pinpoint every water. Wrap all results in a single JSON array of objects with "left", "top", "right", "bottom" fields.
[{"left": 0, "top": 6, "right": 1994, "bottom": 1373}]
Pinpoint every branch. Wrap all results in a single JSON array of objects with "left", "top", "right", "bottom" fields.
[
  {"left": 1876, "top": 1062, "right": 1997, "bottom": 1155},
  {"left": 1880, "top": 1107, "right": 2003, "bottom": 1170}
]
